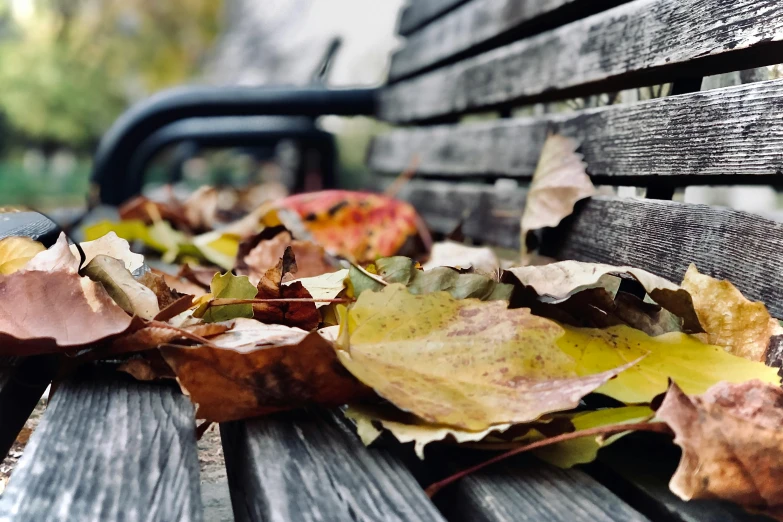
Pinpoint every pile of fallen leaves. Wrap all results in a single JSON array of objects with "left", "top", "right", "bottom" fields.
[{"left": 2, "top": 135, "right": 783, "bottom": 519}]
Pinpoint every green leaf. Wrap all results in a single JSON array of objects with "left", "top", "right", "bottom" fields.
[
  {"left": 197, "top": 272, "right": 258, "bottom": 323},
  {"left": 349, "top": 256, "right": 513, "bottom": 301}
]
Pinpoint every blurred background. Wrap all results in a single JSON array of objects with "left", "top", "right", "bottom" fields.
[{"left": 0, "top": 0, "right": 403, "bottom": 210}]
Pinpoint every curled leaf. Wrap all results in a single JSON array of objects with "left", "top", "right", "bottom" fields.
[
  {"left": 0, "top": 237, "right": 45, "bottom": 275},
  {"left": 506, "top": 261, "right": 703, "bottom": 333},
  {"left": 336, "top": 285, "right": 634, "bottom": 430},
  {"left": 74, "top": 232, "right": 145, "bottom": 272},
  {"left": 82, "top": 255, "right": 160, "bottom": 320},
  {"left": 25, "top": 233, "right": 80, "bottom": 272},
  {"left": 681, "top": 264, "right": 783, "bottom": 362},
  {"left": 161, "top": 319, "right": 372, "bottom": 422},
  {"left": 521, "top": 135, "right": 594, "bottom": 260},
  {"left": 422, "top": 241, "right": 500, "bottom": 276},
  {"left": 657, "top": 381, "right": 783, "bottom": 520}
]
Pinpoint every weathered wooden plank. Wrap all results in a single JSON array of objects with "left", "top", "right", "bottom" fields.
[
  {"left": 0, "top": 369, "right": 203, "bottom": 522},
  {"left": 394, "top": 180, "right": 526, "bottom": 249},
  {"left": 398, "top": 0, "right": 471, "bottom": 36},
  {"left": 380, "top": 0, "right": 783, "bottom": 122},
  {"left": 371, "top": 79, "right": 783, "bottom": 184},
  {"left": 0, "top": 356, "right": 56, "bottom": 460},
  {"left": 435, "top": 454, "right": 649, "bottom": 522},
  {"left": 220, "top": 408, "right": 445, "bottom": 522},
  {"left": 390, "top": 0, "right": 627, "bottom": 81},
  {"left": 394, "top": 181, "right": 783, "bottom": 318},
  {"left": 545, "top": 196, "right": 783, "bottom": 318},
  {"left": 594, "top": 436, "right": 773, "bottom": 522}
]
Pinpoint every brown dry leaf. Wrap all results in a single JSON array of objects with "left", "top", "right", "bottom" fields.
[
  {"left": 82, "top": 255, "right": 160, "bottom": 320},
  {"left": 520, "top": 135, "right": 594, "bottom": 261},
  {"left": 657, "top": 381, "right": 783, "bottom": 520},
  {"left": 253, "top": 249, "right": 320, "bottom": 330},
  {"left": 681, "top": 265, "right": 783, "bottom": 362},
  {"left": 239, "top": 229, "right": 336, "bottom": 284},
  {"left": 505, "top": 261, "right": 703, "bottom": 333},
  {"left": 150, "top": 268, "right": 207, "bottom": 297},
  {"left": 138, "top": 271, "right": 187, "bottom": 310},
  {"left": 118, "top": 195, "right": 190, "bottom": 231},
  {"left": 160, "top": 318, "right": 372, "bottom": 422},
  {"left": 0, "top": 267, "right": 133, "bottom": 354},
  {"left": 177, "top": 264, "right": 218, "bottom": 289},
  {"left": 336, "top": 284, "right": 634, "bottom": 431},
  {"left": 74, "top": 232, "right": 145, "bottom": 272},
  {"left": 118, "top": 354, "right": 175, "bottom": 381},
  {"left": 109, "top": 322, "right": 230, "bottom": 356},
  {"left": 182, "top": 185, "right": 220, "bottom": 231},
  {"left": 25, "top": 233, "right": 81, "bottom": 272},
  {"left": 0, "top": 237, "right": 45, "bottom": 275}
]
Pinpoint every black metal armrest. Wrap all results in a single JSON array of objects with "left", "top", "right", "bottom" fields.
[
  {"left": 92, "top": 86, "right": 379, "bottom": 205},
  {"left": 126, "top": 116, "right": 335, "bottom": 198}
]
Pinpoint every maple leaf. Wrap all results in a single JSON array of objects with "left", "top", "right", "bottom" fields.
[
  {"left": 276, "top": 190, "right": 425, "bottom": 262},
  {"left": 335, "top": 285, "right": 634, "bottom": 430},
  {"left": 350, "top": 257, "right": 512, "bottom": 301},
  {"left": 520, "top": 135, "right": 594, "bottom": 261},
  {"left": 195, "top": 272, "right": 258, "bottom": 323},
  {"left": 559, "top": 325, "right": 780, "bottom": 403},
  {"left": 0, "top": 237, "right": 45, "bottom": 275},
  {"left": 82, "top": 255, "right": 160, "bottom": 320},
  {"left": 160, "top": 318, "right": 372, "bottom": 422},
  {"left": 681, "top": 264, "right": 783, "bottom": 362},
  {"left": 657, "top": 381, "right": 783, "bottom": 520}
]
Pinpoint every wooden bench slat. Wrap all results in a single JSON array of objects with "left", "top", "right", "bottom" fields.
[
  {"left": 394, "top": 180, "right": 526, "bottom": 250},
  {"left": 372, "top": 79, "right": 783, "bottom": 184},
  {"left": 390, "top": 0, "right": 625, "bottom": 81},
  {"left": 546, "top": 196, "right": 783, "bottom": 318},
  {"left": 438, "top": 456, "right": 650, "bottom": 522},
  {"left": 398, "top": 0, "right": 472, "bottom": 36},
  {"left": 380, "top": 0, "right": 783, "bottom": 122},
  {"left": 220, "top": 408, "right": 446, "bottom": 522},
  {"left": 0, "top": 370, "right": 203, "bottom": 522},
  {"left": 395, "top": 181, "right": 783, "bottom": 318},
  {"left": 0, "top": 356, "right": 56, "bottom": 460}
]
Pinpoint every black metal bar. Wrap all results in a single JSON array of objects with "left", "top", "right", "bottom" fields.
[
  {"left": 92, "top": 86, "right": 379, "bottom": 205},
  {"left": 125, "top": 116, "right": 335, "bottom": 199}
]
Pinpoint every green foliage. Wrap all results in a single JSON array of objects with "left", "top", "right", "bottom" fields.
[{"left": 0, "top": 0, "right": 224, "bottom": 147}]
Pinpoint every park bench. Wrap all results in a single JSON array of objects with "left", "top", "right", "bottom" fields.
[{"left": 3, "top": 0, "right": 783, "bottom": 520}]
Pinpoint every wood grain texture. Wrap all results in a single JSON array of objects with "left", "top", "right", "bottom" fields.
[
  {"left": 545, "top": 196, "right": 783, "bottom": 318},
  {"left": 371, "top": 79, "right": 783, "bottom": 184},
  {"left": 398, "top": 0, "right": 471, "bottom": 36},
  {"left": 220, "top": 410, "right": 442, "bottom": 522},
  {"left": 438, "top": 456, "right": 649, "bottom": 522},
  {"left": 220, "top": 408, "right": 445, "bottom": 522},
  {"left": 0, "top": 371, "right": 203, "bottom": 522},
  {"left": 380, "top": 0, "right": 783, "bottom": 122},
  {"left": 390, "top": 0, "right": 627, "bottom": 81},
  {"left": 394, "top": 180, "right": 526, "bottom": 249}
]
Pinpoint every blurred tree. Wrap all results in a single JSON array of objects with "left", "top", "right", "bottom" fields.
[{"left": 0, "top": 0, "right": 224, "bottom": 151}]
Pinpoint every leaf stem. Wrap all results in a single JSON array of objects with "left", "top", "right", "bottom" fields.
[{"left": 425, "top": 421, "right": 673, "bottom": 497}]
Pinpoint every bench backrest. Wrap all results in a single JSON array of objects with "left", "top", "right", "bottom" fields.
[{"left": 368, "top": 0, "right": 783, "bottom": 320}]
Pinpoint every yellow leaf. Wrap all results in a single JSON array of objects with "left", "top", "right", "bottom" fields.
[
  {"left": 344, "top": 404, "right": 512, "bottom": 459},
  {"left": 681, "top": 264, "right": 783, "bottom": 362},
  {"left": 336, "top": 285, "right": 633, "bottom": 430},
  {"left": 558, "top": 325, "right": 780, "bottom": 404},
  {"left": 192, "top": 231, "right": 241, "bottom": 270},
  {"left": 532, "top": 406, "right": 654, "bottom": 468},
  {"left": 0, "top": 237, "right": 45, "bottom": 275}
]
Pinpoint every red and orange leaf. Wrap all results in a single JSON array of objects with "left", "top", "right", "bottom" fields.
[{"left": 276, "top": 190, "right": 424, "bottom": 262}]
